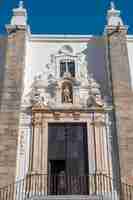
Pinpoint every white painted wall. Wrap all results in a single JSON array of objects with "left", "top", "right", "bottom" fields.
[
  {"left": 24, "top": 34, "right": 133, "bottom": 97},
  {"left": 17, "top": 34, "right": 133, "bottom": 180},
  {"left": 24, "top": 35, "right": 91, "bottom": 97}
]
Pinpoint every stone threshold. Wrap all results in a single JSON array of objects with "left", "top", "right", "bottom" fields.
[{"left": 27, "top": 195, "right": 115, "bottom": 200}]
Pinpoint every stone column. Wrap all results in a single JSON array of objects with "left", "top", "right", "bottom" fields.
[
  {"left": 56, "top": 85, "right": 62, "bottom": 104},
  {"left": 29, "top": 112, "right": 42, "bottom": 173},
  {"left": 94, "top": 117, "right": 110, "bottom": 175},
  {"left": 88, "top": 113, "right": 98, "bottom": 195},
  {"left": 42, "top": 118, "right": 48, "bottom": 175},
  {"left": 73, "top": 86, "right": 80, "bottom": 105},
  {"left": 87, "top": 118, "right": 95, "bottom": 174},
  {"left": 42, "top": 117, "right": 48, "bottom": 194},
  {"left": 88, "top": 111, "right": 113, "bottom": 194}
]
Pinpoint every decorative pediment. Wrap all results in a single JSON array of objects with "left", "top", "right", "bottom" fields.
[{"left": 58, "top": 45, "right": 74, "bottom": 55}]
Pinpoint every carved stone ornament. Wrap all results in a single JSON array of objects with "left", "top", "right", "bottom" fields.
[
  {"left": 87, "top": 94, "right": 104, "bottom": 108},
  {"left": 27, "top": 45, "right": 105, "bottom": 110},
  {"left": 73, "top": 112, "right": 80, "bottom": 120},
  {"left": 31, "top": 89, "right": 49, "bottom": 108},
  {"left": 53, "top": 112, "right": 61, "bottom": 120},
  {"left": 34, "top": 113, "right": 42, "bottom": 125}
]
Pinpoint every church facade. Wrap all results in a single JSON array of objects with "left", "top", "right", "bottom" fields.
[{"left": 0, "top": 1, "right": 133, "bottom": 199}]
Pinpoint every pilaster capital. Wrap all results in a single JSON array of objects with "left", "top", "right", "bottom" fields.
[
  {"left": 6, "top": 24, "right": 27, "bottom": 35},
  {"left": 53, "top": 112, "right": 61, "bottom": 120},
  {"left": 32, "top": 113, "right": 42, "bottom": 126},
  {"left": 72, "top": 112, "right": 80, "bottom": 120}
]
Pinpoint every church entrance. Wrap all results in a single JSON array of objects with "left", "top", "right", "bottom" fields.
[{"left": 48, "top": 123, "right": 89, "bottom": 195}]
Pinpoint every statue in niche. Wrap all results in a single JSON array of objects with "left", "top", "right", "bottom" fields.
[{"left": 62, "top": 84, "right": 72, "bottom": 103}]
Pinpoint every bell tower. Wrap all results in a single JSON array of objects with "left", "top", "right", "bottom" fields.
[
  {"left": 105, "top": 2, "right": 133, "bottom": 182},
  {"left": 0, "top": 1, "right": 28, "bottom": 187}
]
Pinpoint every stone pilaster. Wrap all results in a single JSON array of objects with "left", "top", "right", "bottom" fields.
[
  {"left": 30, "top": 112, "right": 48, "bottom": 174},
  {"left": 0, "top": 25, "right": 26, "bottom": 187},
  {"left": 106, "top": 26, "right": 133, "bottom": 182},
  {"left": 29, "top": 111, "right": 48, "bottom": 194}
]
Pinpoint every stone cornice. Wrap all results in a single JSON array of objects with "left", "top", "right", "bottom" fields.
[
  {"left": 6, "top": 24, "right": 28, "bottom": 34},
  {"left": 32, "top": 105, "right": 113, "bottom": 114},
  {"left": 28, "top": 34, "right": 102, "bottom": 43}
]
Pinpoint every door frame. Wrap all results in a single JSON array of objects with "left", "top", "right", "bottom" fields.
[{"left": 47, "top": 122, "right": 89, "bottom": 195}]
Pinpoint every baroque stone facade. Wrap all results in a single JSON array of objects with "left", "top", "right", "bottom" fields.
[{"left": 0, "top": 1, "right": 133, "bottom": 199}]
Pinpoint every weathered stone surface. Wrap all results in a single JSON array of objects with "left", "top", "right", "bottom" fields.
[
  {"left": 106, "top": 27, "right": 133, "bottom": 183},
  {"left": 0, "top": 28, "right": 26, "bottom": 187},
  {"left": 26, "top": 195, "right": 116, "bottom": 200},
  {"left": 0, "top": 37, "right": 7, "bottom": 107}
]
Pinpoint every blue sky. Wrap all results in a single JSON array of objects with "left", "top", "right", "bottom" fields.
[{"left": 0, "top": 0, "right": 133, "bottom": 35}]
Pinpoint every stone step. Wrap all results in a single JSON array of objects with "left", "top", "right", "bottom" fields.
[{"left": 26, "top": 195, "right": 117, "bottom": 200}]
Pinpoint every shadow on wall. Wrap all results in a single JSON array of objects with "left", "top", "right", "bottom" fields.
[
  {"left": 0, "top": 37, "right": 7, "bottom": 109},
  {"left": 82, "top": 37, "right": 111, "bottom": 102}
]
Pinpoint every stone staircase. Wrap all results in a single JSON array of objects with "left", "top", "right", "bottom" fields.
[{"left": 0, "top": 174, "right": 122, "bottom": 200}]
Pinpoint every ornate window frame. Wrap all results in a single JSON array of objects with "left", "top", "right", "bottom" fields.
[{"left": 55, "top": 52, "right": 79, "bottom": 79}]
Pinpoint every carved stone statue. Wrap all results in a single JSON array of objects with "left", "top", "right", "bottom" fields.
[
  {"left": 87, "top": 93, "right": 103, "bottom": 107},
  {"left": 31, "top": 90, "right": 49, "bottom": 107},
  {"left": 95, "top": 94, "right": 104, "bottom": 107},
  {"left": 63, "top": 86, "right": 72, "bottom": 103}
]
